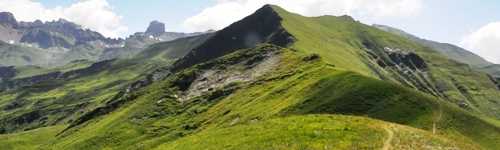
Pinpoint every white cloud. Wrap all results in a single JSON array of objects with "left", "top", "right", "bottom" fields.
[
  {"left": 0, "top": 0, "right": 127, "bottom": 38},
  {"left": 183, "top": 0, "right": 423, "bottom": 32},
  {"left": 461, "top": 22, "right": 500, "bottom": 64}
]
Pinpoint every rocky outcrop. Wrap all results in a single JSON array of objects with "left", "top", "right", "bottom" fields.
[
  {"left": 20, "top": 29, "right": 74, "bottom": 48},
  {"left": 66, "top": 44, "right": 283, "bottom": 132},
  {"left": 0, "top": 12, "right": 18, "bottom": 27},
  {"left": 145, "top": 21, "right": 166, "bottom": 36},
  {"left": 487, "top": 74, "right": 500, "bottom": 90},
  {"left": 366, "top": 47, "right": 428, "bottom": 71},
  {"left": 363, "top": 46, "right": 442, "bottom": 97},
  {"left": 125, "top": 20, "right": 206, "bottom": 48},
  {"left": 0, "top": 66, "right": 16, "bottom": 80},
  {"left": 374, "top": 24, "right": 494, "bottom": 68},
  {"left": 64, "top": 67, "right": 172, "bottom": 131},
  {"left": 176, "top": 45, "right": 282, "bottom": 101},
  {"left": 385, "top": 48, "right": 428, "bottom": 70}
]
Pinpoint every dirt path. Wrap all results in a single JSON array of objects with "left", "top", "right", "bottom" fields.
[
  {"left": 433, "top": 101, "right": 443, "bottom": 135},
  {"left": 382, "top": 125, "right": 394, "bottom": 150}
]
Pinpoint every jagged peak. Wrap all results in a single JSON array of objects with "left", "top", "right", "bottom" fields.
[
  {"left": 242, "top": 4, "right": 291, "bottom": 22},
  {"left": 172, "top": 4, "right": 295, "bottom": 71},
  {"left": 0, "top": 12, "right": 18, "bottom": 26},
  {"left": 0, "top": 12, "right": 15, "bottom": 20},
  {"left": 262, "top": 4, "right": 289, "bottom": 12},
  {"left": 146, "top": 20, "right": 166, "bottom": 35}
]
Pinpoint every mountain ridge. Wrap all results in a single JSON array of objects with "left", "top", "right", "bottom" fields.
[
  {"left": 0, "top": 4, "right": 499, "bottom": 150},
  {"left": 173, "top": 4, "right": 294, "bottom": 70},
  {"left": 0, "top": 12, "right": 207, "bottom": 67},
  {"left": 373, "top": 24, "right": 497, "bottom": 68},
  {"left": 0, "top": 12, "right": 121, "bottom": 49}
]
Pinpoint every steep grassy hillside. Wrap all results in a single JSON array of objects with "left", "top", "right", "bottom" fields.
[
  {"left": 267, "top": 6, "right": 500, "bottom": 118},
  {"left": 0, "top": 125, "right": 65, "bottom": 149},
  {"left": 11, "top": 60, "right": 94, "bottom": 79},
  {"left": 373, "top": 24, "right": 493, "bottom": 68},
  {"left": 0, "top": 41, "right": 55, "bottom": 66},
  {"left": 0, "top": 4, "right": 499, "bottom": 150},
  {"left": 136, "top": 33, "right": 213, "bottom": 62},
  {"left": 163, "top": 115, "right": 480, "bottom": 150},
  {"left": 0, "top": 34, "right": 208, "bottom": 134},
  {"left": 0, "top": 59, "right": 158, "bottom": 133},
  {"left": 374, "top": 24, "right": 500, "bottom": 91},
  {"left": 482, "top": 64, "right": 500, "bottom": 78},
  {"left": 12, "top": 45, "right": 493, "bottom": 150}
]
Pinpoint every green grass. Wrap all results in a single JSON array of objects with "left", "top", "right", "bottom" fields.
[
  {"left": 271, "top": 5, "right": 500, "bottom": 119},
  {"left": 161, "top": 115, "right": 480, "bottom": 150},
  {"left": 9, "top": 59, "right": 93, "bottom": 79},
  {"left": 0, "top": 125, "right": 66, "bottom": 150},
  {"left": 0, "top": 58, "right": 167, "bottom": 133},
  {"left": 1, "top": 5, "right": 500, "bottom": 150},
  {"left": 32, "top": 45, "right": 499, "bottom": 150}
]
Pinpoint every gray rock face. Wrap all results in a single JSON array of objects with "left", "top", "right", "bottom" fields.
[
  {"left": 487, "top": 74, "right": 500, "bottom": 90},
  {"left": 0, "top": 13, "right": 205, "bottom": 67},
  {"left": 0, "top": 12, "right": 17, "bottom": 27},
  {"left": 0, "top": 66, "right": 16, "bottom": 80},
  {"left": 145, "top": 21, "right": 165, "bottom": 36},
  {"left": 373, "top": 24, "right": 494, "bottom": 68},
  {"left": 0, "top": 12, "right": 123, "bottom": 49},
  {"left": 20, "top": 29, "right": 74, "bottom": 48}
]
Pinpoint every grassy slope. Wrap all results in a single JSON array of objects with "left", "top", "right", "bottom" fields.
[
  {"left": 135, "top": 33, "right": 213, "bottom": 62},
  {"left": 13, "top": 60, "right": 94, "bottom": 79},
  {"left": 0, "top": 59, "right": 161, "bottom": 132},
  {"left": 163, "top": 115, "right": 479, "bottom": 150},
  {"left": 373, "top": 24, "right": 493, "bottom": 67},
  {"left": 0, "top": 41, "right": 53, "bottom": 67},
  {"left": 272, "top": 6, "right": 500, "bottom": 118},
  {"left": 21, "top": 46, "right": 496, "bottom": 149},
  {"left": 1, "top": 5, "right": 499, "bottom": 150},
  {"left": 482, "top": 64, "right": 500, "bottom": 77},
  {"left": 0, "top": 34, "right": 209, "bottom": 133},
  {"left": 0, "top": 125, "right": 65, "bottom": 150}
]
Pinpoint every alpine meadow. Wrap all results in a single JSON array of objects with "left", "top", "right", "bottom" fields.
[{"left": 0, "top": 1, "right": 499, "bottom": 150}]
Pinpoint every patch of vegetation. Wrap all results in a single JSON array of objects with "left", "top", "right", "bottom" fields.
[
  {"left": 162, "top": 115, "right": 480, "bottom": 150},
  {"left": 0, "top": 125, "right": 65, "bottom": 149},
  {"left": 271, "top": 5, "right": 500, "bottom": 119},
  {"left": 29, "top": 45, "right": 498, "bottom": 150},
  {"left": 0, "top": 5, "right": 499, "bottom": 150}
]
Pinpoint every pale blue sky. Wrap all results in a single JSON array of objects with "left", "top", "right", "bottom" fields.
[
  {"left": 376, "top": 0, "right": 500, "bottom": 44},
  {"left": 34, "top": 0, "right": 499, "bottom": 45},
  {"left": 0, "top": 0, "right": 496, "bottom": 62},
  {"left": 38, "top": 0, "right": 212, "bottom": 34}
]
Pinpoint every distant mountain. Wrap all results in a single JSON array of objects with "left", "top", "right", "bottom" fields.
[
  {"left": 133, "top": 20, "right": 207, "bottom": 43},
  {"left": 374, "top": 24, "right": 500, "bottom": 78},
  {"left": 373, "top": 24, "right": 493, "bottom": 67},
  {"left": 98, "top": 21, "right": 209, "bottom": 60},
  {"left": 482, "top": 64, "right": 500, "bottom": 77},
  {"left": 0, "top": 12, "right": 125, "bottom": 67},
  {"left": 0, "top": 12, "right": 121, "bottom": 49},
  {"left": 0, "top": 5, "right": 499, "bottom": 150},
  {"left": 173, "top": 5, "right": 294, "bottom": 70},
  {"left": 0, "top": 12, "right": 207, "bottom": 67}
]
